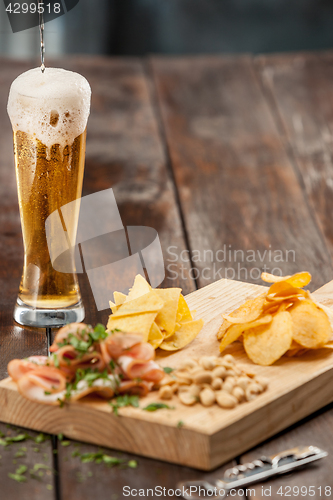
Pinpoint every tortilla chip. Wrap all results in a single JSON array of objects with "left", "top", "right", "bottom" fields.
[
  {"left": 159, "top": 319, "right": 204, "bottom": 351},
  {"left": 112, "top": 291, "right": 164, "bottom": 318},
  {"left": 154, "top": 288, "right": 181, "bottom": 337},
  {"left": 177, "top": 295, "right": 192, "bottom": 323},
  {"left": 148, "top": 322, "right": 164, "bottom": 349},
  {"left": 126, "top": 274, "right": 151, "bottom": 302},
  {"left": 107, "top": 312, "right": 157, "bottom": 342},
  {"left": 114, "top": 291, "right": 127, "bottom": 306}
]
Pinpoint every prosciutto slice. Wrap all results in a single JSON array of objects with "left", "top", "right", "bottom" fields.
[
  {"left": 9, "top": 322, "right": 165, "bottom": 406},
  {"left": 118, "top": 380, "right": 153, "bottom": 397},
  {"left": 49, "top": 323, "right": 94, "bottom": 352},
  {"left": 117, "top": 355, "right": 164, "bottom": 383},
  {"left": 18, "top": 373, "right": 120, "bottom": 405},
  {"left": 8, "top": 356, "right": 49, "bottom": 381},
  {"left": 54, "top": 345, "right": 106, "bottom": 373},
  {"left": 17, "top": 366, "right": 67, "bottom": 404},
  {"left": 102, "top": 333, "right": 147, "bottom": 359}
]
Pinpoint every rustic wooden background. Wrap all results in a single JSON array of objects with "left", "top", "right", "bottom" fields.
[{"left": 1, "top": 52, "right": 333, "bottom": 498}]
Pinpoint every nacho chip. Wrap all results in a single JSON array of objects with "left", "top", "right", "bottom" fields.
[
  {"left": 107, "top": 312, "right": 157, "bottom": 342},
  {"left": 148, "top": 322, "right": 164, "bottom": 349},
  {"left": 159, "top": 319, "right": 204, "bottom": 351},
  {"left": 219, "top": 315, "right": 272, "bottom": 352},
  {"left": 289, "top": 299, "right": 331, "bottom": 348},
  {"left": 154, "top": 288, "right": 181, "bottom": 337},
  {"left": 112, "top": 291, "right": 164, "bottom": 318},
  {"left": 114, "top": 291, "right": 127, "bottom": 306},
  {"left": 126, "top": 274, "right": 151, "bottom": 302},
  {"left": 243, "top": 311, "right": 293, "bottom": 366},
  {"left": 177, "top": 295, "right": 192, "bottom": 323}
]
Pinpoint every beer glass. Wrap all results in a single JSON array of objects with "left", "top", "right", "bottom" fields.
[{"left": 7, "top": 68, "right": 91, "bottom": 327}]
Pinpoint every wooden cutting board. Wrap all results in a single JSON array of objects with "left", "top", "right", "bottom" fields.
[{"left": 1, "top": 277, "right": 333, "bottom": 471}]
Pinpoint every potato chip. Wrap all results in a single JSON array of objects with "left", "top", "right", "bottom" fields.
[
  {"left": 112, "top": 291, "right": 164, "bottom": 318},
  {"left": 154, "top": 288, "right": 181, "bottom": 337},
  {"left": 148, "top": 322, "right": 164, "bottom": 349},
  {"left": 107, "top": 312, "right": 157, "bottom": 342},
  {"left": 261, "top": 272, "right": 292, "bottom": 283},
  {"left": 267, "top": 272, "right": 311, "bottom": 295},
  {"left": 243, "top": 311, "right": 293, "bottom": 366},
  {"left": 217, "top": 294, "right": 265, "bottom": 340},
  {"left": 159, "top": 319, "right": 204, "bottom": 351},
  {"left": 266, "top": 287, "right": 306, "bottom": 302},
  {"left": 289, "top": 299, "right": 331, "bottom": 348},
  {"left": 219, "top": 315, "right": 272, "bottom": 352},
  {"left": 223, "top": 294, "right": 266, "bottom": 324}
]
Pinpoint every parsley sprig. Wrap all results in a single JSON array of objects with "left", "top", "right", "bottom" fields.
[
  {"left": 56, "top": 324, "right": 108, "bottom": 354},
  {"left": 109, "top": 395, "right": 140, "bottom": 415}
]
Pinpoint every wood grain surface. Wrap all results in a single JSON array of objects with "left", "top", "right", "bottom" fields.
[
  {"left": 2, "top": 278, "right": 333, "bottom": 471},
  {"left": 1, "top": 52, "right": 333, "bottom": 498},
  {"left": 151, "top": 56, "right": 332, "bottom": 291}
]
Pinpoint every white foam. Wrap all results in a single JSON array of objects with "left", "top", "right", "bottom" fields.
[{"left": 7, "top": 67, "right": 91, "bottom": 150}]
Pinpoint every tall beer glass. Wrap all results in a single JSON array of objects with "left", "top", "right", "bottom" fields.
[{"left": 7, "top": 68, "right": 91, "bottom": 327}]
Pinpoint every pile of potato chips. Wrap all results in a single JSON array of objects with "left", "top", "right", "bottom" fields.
[
  {"left": 217, "top": 272, "right": 333, "bottom": 366},
  {"left": 107, "top": 275, "right": 204, "bottom": 351}
]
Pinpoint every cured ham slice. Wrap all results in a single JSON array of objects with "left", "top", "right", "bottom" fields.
[
  {"left": 18, "top": 373, "right": 119, "bottom": 405},
  {"left": 17, "top": 366, "right": 67, "bottom": 404},
  {"left": 9, "top": 322, "right": 165, "bottom": 406},
  {"left": 117, "top": 355, "right": 164, "bottom": 383},
  {"left": 8, "top": 356, "right": 49, "bottom": 381},
  {"left": 118, "top": 380, "right": 153, "bottom": 397},
  {"left": 50, "top": 323, "right": 94, "bottom": 352},
  {"left": 102, "top": 333, "right": 155, "bottom": 363}
]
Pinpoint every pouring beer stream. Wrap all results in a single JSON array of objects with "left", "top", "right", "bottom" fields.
[{"left": 39, "top": 0, "right": 45, "bottom": 72}]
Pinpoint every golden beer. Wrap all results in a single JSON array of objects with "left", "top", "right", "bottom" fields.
[{"left": 8, "top": 68, "right": 91, "bottom": 327}]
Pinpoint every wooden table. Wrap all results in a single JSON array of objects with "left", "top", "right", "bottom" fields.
[{"left": 1, "top": 52, "right": 333, "bottom": 499}]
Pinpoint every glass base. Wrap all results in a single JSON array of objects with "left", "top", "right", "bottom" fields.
[{"left": 13, "top": 297, "right": 85, "bottom": 328}]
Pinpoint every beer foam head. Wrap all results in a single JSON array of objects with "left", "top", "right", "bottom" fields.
[{"left": 7, "top": 67, "right": 91, "bottom": 149}]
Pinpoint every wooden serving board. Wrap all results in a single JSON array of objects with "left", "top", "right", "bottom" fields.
[{"left": 1, "top": 277, "right": 333, "bottom": 470}]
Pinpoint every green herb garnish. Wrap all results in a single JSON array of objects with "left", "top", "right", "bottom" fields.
[
  {"left": 177, "top": 420, "right": 185, "bottom": 428},
  {"left": 53, "top": 354, "right": 59, "bottom": 368},
  {"left": 163, "top": 367, "right": 174, "bottom": 374},
  {"left": 109, "top": 395, "right": 139, "bottom": 415},
  {"left": 143, "top": 403, "right": 174, "bottom": 412}
]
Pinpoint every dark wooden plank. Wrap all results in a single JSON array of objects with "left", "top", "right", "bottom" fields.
[
  {"left": 57, "top": 438, "right": 238, "bottom": 500},
  {"left": 240, "top": 404, "right": 333, "bottom": 499},
  {"left": 233, "top": 51, "right": 333, "bottom": 498},
  {"left": 0, "top": 58, "right": 48, "bottom": 379},
  {"left": 255, "top": 51, "right": 333, "bottom": 277},
  {"left": 48, "top": 56, "right": 195, "bottom": 329},
  {"left": 0, "top": 58, "right": 55, "bottom": 499},
  {"left": 41, "top": 56, "right": 197, "bottom": 496},
  {"left": 150, "top": 55, "right": 333, "bottom": 291},
  {"left": 0, "top": 422, "right": 55, "bottom": 499}
]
